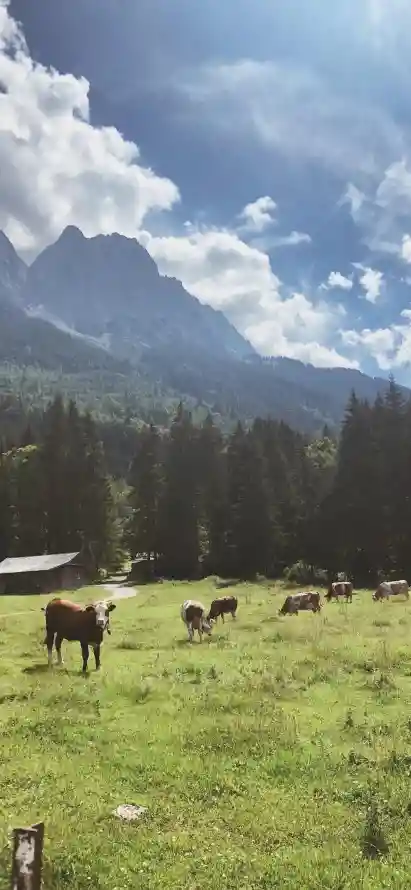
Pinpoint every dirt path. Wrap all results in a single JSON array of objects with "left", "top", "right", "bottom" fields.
[
  {"left": 0, "top": 580, "right": 138, "bottom": 618},
  {"left": 102, "top": 583, "right": 138, "bottom": 602}
]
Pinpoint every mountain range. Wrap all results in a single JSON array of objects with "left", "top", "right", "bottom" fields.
[{"left": 0, "top": 226, "right": 405, "bottom": 433}]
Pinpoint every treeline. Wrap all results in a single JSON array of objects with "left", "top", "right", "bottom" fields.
[
  {"left": 317, "top": 381, "right": 411, "bottom": 584},
  {"left": 2, "top": 380, "right": 411, "bottom": 585},
  {"left": 126, "top": 379, "right": 411, "bottom": 584},
  {"left": 0, "top": 396, "right": 120, "bottom": 570},
  {"left": 126, "top": 404, "right": 335, "bottom": 579}
]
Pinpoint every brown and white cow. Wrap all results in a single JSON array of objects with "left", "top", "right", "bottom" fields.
[
  {"left": 207, "top": 595, "right": 238, "bottom": 623},
  {"left": 279, "top": 591, "right": 321, "bottom": 615},
  {"left": 326, "top": 581, "right": 353, "bottom": 603},
  {"left": 181, "top": 600, "right": 212, "bottom": 642},
  {"left": 373, "top": 579, "right": 409, "bottom": 601},
  {"left": 42, "top": 598, "right": 116, "bottom": 672}
]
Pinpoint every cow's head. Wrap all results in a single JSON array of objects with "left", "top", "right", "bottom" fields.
[
  {"left": 201, "top": 617, "right": 212, "bottom": 636},
  {"left": 86, "top": 601, "right": 116, "bottom": 631}
]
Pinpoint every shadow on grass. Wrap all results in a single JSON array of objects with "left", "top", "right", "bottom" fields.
[
  {"left": 22, "top": 662, "right": 50, "bottom": 674},
  {"left": 22, "top": 663, "right": 94, "bottom": 679}
]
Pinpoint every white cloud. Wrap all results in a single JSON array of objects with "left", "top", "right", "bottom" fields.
[
  {"left": 239, "top": 196, "right": 277, "bottom": 233},
  {"left": 343, "top": 162, "right": 411, "bottom": 259},
  {"left": 341, "top": 314, "right": 411, "bottom": 371},
  {"left": 400, "top": 234, "right": 411, "bottom": 263},
  {"left": 140, "top": 224, "right": 357, "bottom": 367},
  {"left": 179, "top": 59, "right": 404, "bottom": 177},
  {"left": 237, "top": 197, "right": 310, "bottom": 249},
  {"left": 341, "top": 327, "right": 396, "bottom": 370},
  {"left": 324, "top": 271, "right": 353, "bottom": 291},
  {"left": 265, "top": 231, "right": 311, "bottom": 249},
  {"left": 0, "top": 2, "right": 179, "bottom": 258},
  {"left": 354, "top": 264, "right": 384, "bottom": 303}
]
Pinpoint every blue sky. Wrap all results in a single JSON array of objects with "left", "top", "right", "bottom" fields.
[{"left": 4, "top": 0, "right": 411, "bottom": 378}]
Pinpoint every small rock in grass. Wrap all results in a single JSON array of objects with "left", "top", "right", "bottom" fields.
[{"left": 113, "top": 804, "right": 148, "bottom": 822}]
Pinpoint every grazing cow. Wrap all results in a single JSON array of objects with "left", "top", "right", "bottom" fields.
[
  {"left": 326, "top": 581, "right": 353, "bottom": 603},
  {"left": 42, "top": 598, "right": 116, "bottom": 672},
  {"left": 279, "top": 591, "right": 321, "bottom": 615},
  {"left": 207, "top": 595, "right": 238, "bottom": 623},
  {"left": 373, "top": 579, "right": 409, "bottom": 601},
  {"left": 181, "top": 600, "right": 212, "bottom": 643}
]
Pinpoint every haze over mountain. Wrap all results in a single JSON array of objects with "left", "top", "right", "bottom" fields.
[
  {"left": 23, "top": 226, "right": 252, "bottom": 363},
  {"left": 0, "top": 225, "right": 405, "bottom": 434}
]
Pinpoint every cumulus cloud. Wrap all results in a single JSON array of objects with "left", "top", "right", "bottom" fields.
[
  {"left": 0, "top": 1, "right": 179, "bottom": 258},
  {"left": 140, "top": 224, "right": 357, "bottom": 367},
  {"left": 341, "top": 327, "right": 396, "bottom": 370},
  {"left": 354, "top": 264, "right": 384, "bottom": 303},
  {"left": 343, "top": 162, "right": 411, "bottom": 260},
  {"left": 341, "top": 312, "right": 411, "bottom": 371},
  {"left": 323, "top": 271, "right": 353, "bottom": 291},
  {"left": 239, "top": 196, "right": 277, "bottom": 233}
]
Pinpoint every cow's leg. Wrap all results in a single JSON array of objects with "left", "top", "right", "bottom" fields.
[
  {"left": 45, "top": 630, "right": 55, "bottom": 667},
  {"left": 187, "top": 624, "right": 193, "bottom": 643},
  {"left": 81, "top": 642, "right": 89, "bottom": 673},
  {"left": 222, "top": 613, "right": 225, "bottom": 623},
  {"left": 232, "top": 610, "right": 236, "bottom": 620},
  {"left": 55, "top": 634, "right": 64, "bottom": 666},
  {"left": 93, "top": 644, "right": 101, "bottom": 670}
]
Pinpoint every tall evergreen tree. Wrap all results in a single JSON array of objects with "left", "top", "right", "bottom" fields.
[
  {"left": 318, "top": 393, "right": 384, "bottom": 582},
  {"left": 226, "top": 423, "right": 271, "bottom": 578},
  {"left": 197, "top": 414, "right": 227, "bottom": 574},
  {"left": 0, "top": 450, "right": 12, "bottom": 560},
  {"left": 10, "top": 446, "right": 46, "bottom": 556},
  {"left": 160, "top": 404, "right": 200, "bottom": 578},
  {"left": 127, "top": 424, "right": 163, "bottom": 561},
  {"left": 41, "top": 395, "right": 68, "bottom": 552},
  {"left": 79, "top": 412, "right": 117, "bottom": 570}
]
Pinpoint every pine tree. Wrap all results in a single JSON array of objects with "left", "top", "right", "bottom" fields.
[
  {"left": 0, "top": 451, "right": 12, "bottom": 560},
  {"left": 127, "top": 424, "right": 163, "bottom": 561},
  {"left": 79, "top": 413, "right": 117, "bottom": 571},
  {"left": 381, "top": 378, "right": 407, "bottom": 575},
  {"left": 319, "top": 393, "right": 384, "bottom": 583},
  {"left": 41, "top": 395, "right": 68, "bottom": 553},
  {"left": 226, "top": 423, "right": 271, "bottom": 579},
  {"left": 197, "top": 414, "right": 227, "bottom": 575},
  {"left": 160, "top": 404, "right": 200, "bottom": 578},
  {"left": 10, "top": 446, "right": 46, "bottom": 556}
]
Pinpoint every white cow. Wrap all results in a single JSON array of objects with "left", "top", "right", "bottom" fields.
[
  {"left": 373, "top": 580, "right": 409, "bottom": 601},
  {"left": 180, "top": 600, "right": 212, "bottom": 643}
]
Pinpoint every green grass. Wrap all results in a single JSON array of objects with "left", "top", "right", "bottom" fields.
[{"left": 2, "top": 582, "right": 411, "bottom": 888}]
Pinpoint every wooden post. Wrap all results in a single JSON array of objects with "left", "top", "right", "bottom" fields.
[{"left": 10, "top": 822, "right": 44, "bottom": 890}]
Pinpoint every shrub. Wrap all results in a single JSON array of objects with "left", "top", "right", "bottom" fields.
[{"left": 283, "top": 561, "right": 328, "bottom": 586}]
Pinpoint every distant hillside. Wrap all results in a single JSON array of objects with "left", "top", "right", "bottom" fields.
[{"left": 0, "top": 226, "right": 406, "bottom": 434}]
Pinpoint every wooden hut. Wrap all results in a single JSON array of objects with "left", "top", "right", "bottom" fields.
[{"left": 0, "top": 552, "right": 88, "bottom": 594}]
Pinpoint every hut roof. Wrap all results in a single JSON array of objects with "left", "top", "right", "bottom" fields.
[{"left": 0, "top": 552, "right": 80, "bottom": 575}]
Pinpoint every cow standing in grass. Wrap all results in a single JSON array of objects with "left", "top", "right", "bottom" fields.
[
  {"left": 181, "top": 600, "right": 212, "bottom": 643},
  {"left": 207, "top": 595, "right": 238, "bottom": 623},
  {"left": 42, "top": 598, "right": 116, "bottom": 672},
  {"left": 373, "top": 580, "right": 409, "bottom": 601},
  {"left": 279, "top": 592, "right": 321, "bottom": 615},
  {"left": 326, "top": 581, "right": 353, "bottom": 603}
]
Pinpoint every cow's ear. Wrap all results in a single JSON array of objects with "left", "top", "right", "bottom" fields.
[
  {"left": 85, "top": 605, "right": 95, "bottom": 612},
  {"left": 107, "top": 603, "right": 116, "bottom": 612}
]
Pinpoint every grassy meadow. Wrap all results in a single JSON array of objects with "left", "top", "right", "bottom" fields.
[{"left": 1, "top": 581, "right": 411, "bottom": 888}]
